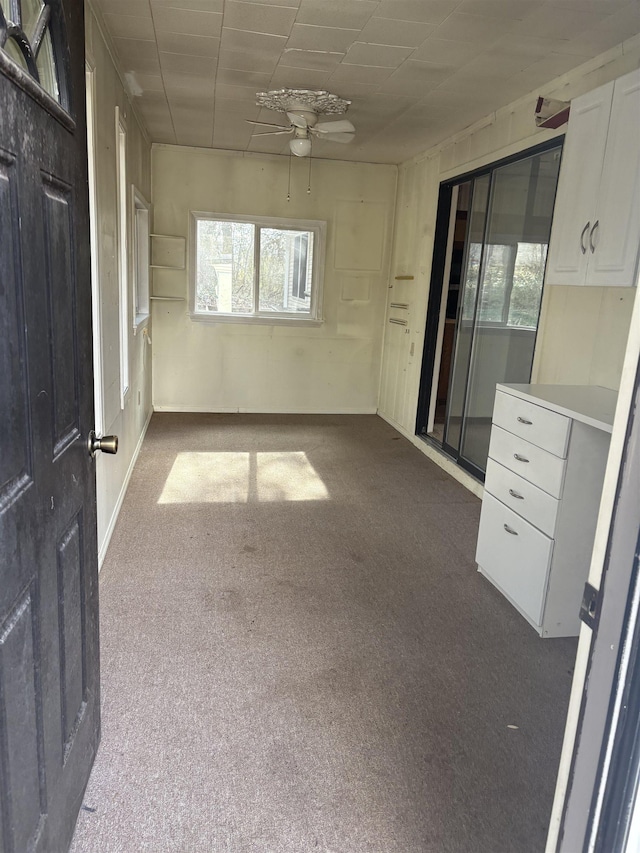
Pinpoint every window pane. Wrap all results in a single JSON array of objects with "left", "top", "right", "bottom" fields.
[
  {"left": 196, "top": 220, "right": 254, "bottom": 314},
  {"left": 258, "top": 228, "right": 314, "bottom": 314},
  {"left": 36, "top": 26, "right": 59, "bottom": 102}
]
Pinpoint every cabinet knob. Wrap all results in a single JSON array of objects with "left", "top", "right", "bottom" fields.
[
  {"left": 504, "top": 524, "right": 519, "bottom": 536},
  {"left": 517, "top": 416, "right": 532, "bottom": 425},
  {"left": 513, "top": 453, "right": 530, "bottom": 463},
  {"left": 509, "top": 489, "right": 525, "bottom": 500}
]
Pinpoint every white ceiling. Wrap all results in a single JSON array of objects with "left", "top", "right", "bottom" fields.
[{"left": 94, "top": 0, "right": 640, "bottom": 164}]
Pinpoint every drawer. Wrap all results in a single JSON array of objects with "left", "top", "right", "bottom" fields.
[
  {"left": 493, "top": 390, "right": 571, "bottom": 457},
  {"left": 476, "top": 493, "right": 553, "bottom": 626},
  {"left": 488, "top": 426, "right": 566, "bottom": 498},
  {"left": 485, "top": 459, "right": 560, "bottom": 538}
]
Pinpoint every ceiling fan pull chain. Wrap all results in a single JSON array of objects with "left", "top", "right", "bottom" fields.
[
  {"left": 307, "top": 155, "right": 311, "bottom": 195},
  {"left": 287, "top": 151, "right": 292, "bottom": 202}
]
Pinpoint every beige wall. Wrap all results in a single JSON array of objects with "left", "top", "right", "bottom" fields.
[
  {"left": 85, "top": 3, "right": 153, "bottom": 563},
  {"left": 380, "top": 36, "right": 640, "bottom": 446},
  {"left": 533, "top": 285, "right": 636, "bottom": 389},
  {"left": 151, "top": 145, "right": 397, "bottom": 413}
]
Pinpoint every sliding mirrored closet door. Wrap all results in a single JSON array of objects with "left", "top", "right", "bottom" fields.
[{"left": 439, "top": 144, "right": 562, "bottom": 478}]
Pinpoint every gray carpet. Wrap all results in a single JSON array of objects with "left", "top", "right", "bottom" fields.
[{"left": 70, "top": 414, "right": 576, "bottom": 853}]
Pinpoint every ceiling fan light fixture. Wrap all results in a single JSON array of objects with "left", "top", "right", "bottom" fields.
[{"left": 289, "top": 137, "right": 312, "bottom": 157}]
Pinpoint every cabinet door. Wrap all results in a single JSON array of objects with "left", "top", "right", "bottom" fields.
[
  {"left": 587, "top": 69, "right": 640, "bottom": 287},
  {"left": 545, "top": 82, "right": 613, "bottom": 286},
  {"left": 476, "top": 494, "right": 554, "bottom": 627}
]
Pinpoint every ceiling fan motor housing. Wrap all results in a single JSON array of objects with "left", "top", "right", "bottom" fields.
[{"left": 287, "top": 108, "right": 318, "bottom": 127}]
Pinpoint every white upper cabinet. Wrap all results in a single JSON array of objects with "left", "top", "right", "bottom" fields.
[{"left": 546, "top": 68, "right": 640, "bottom": 287}]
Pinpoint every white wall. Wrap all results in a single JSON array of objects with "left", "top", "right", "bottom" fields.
[
  {"left": 379, "top": 36, "right": 640, "bottom": 449},
  {"left": 151, "top": 146, "right": 397, "bottom": 414},
  {"left": 85, "top": 3, "right": 153, "bottom": 563}
]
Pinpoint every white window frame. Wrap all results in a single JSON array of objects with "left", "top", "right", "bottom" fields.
[
  {"left": 85, "top": 59, "right": 104, "bottom": 434},
  {"left": 189, "top": 211, "right": 326, "bottom": 326},
  {"left": 115, "top": 106, "right": 129, "bottom": 407},
  {"left": 132, "top": 187, "right": 150, "bottom": 332}
]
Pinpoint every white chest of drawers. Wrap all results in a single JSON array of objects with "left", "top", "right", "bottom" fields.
[{"left": 475, "top": 384, "right": 617, "bottom": 638}]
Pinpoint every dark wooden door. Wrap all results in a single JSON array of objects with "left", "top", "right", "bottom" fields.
[{"left": 0, "top": 1, "right": 100, "bottom": 850}]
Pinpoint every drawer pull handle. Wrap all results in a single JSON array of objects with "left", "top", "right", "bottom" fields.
[
  {"left": 504, "top": 524, "right": 518, "bottom": 536},
  {"left": 508, "top": 489, "right": 524, "bottom": 500},
  {"left": 513, "top": 453, "right": 530, "bottom": 463},
  {"left": 517, "top": 416, "right": 532, "bottom": 425}
]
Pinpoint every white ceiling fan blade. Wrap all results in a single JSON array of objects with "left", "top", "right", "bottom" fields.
[
  {"left": 317, "top": 132, "right": 355, "bottom": 144},
  {"left": 252, "top": 129, "right": 294, "bottom": 136},
  {"left": 314, "top": 119, "right": 355, "bottom": 135},
  {"left": 286, "top": 111, "right": 310, "bottom": 128},
  {"left": 246, "top": 119, "right": 291, "bottom": 129}
]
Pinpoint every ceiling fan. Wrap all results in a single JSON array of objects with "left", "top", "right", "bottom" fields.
[{"left": 247, "top": 109, "right": 356, "bottom": 156}]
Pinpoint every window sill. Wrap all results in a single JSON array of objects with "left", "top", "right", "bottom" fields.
[{"left": 190, "top": 312, "right": 323, "bottom": 328}]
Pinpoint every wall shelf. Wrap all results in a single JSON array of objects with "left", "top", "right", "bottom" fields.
[{"left": 150, "top": 234, "right": 186, "bottom": 270}]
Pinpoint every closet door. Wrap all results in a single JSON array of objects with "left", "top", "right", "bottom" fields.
[
  {"left": 442, "top": 144, "right": 561, "bottom": 479},
  {"left": 460, "top": 149, "right": 561, "bottom": 472},
  {"left": 443, "top": 175, "right": 490, "bottom": 456}
]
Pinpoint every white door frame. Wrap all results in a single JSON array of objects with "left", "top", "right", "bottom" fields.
[
  {"left": 85, "top": 55, "right": 104, "bottom": 435},
  {"left": 547, "top": 283, "right": 640, "bottom": 851}
]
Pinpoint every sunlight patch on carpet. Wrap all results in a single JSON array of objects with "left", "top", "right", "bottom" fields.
[{"left": 158, "top": 451, "right": 329, "bottom": 503}]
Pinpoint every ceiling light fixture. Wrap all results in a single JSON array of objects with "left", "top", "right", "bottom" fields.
[{"left": 289, "top": 137, "right": 312, "bottom": 157}]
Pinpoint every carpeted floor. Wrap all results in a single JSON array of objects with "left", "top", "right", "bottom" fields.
[{"left": 70, "top": 414, "right": 577, "bottom": 853}]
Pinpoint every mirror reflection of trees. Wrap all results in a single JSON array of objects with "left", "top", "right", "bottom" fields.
[{"left": 478, "top": 241, "right": 549, "bottom": 327}]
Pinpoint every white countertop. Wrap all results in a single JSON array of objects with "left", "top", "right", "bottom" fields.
[{"left": 496, "top": 384, "right": 618, "bottom": 433}]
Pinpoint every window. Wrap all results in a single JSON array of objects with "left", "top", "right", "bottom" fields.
[
  {"left": 190, "top": 213, "right": 325, "bottom": 323},
  {"left": 132, "top": 188, "right": 150, "bottom": 330}
]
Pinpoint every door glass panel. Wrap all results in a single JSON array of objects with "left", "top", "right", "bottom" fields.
[
  {"left": 36, "top": 25, "right": 58, "bottom": 101},
  {"left": 459, "top": 148, "right": 561, "bottom": 472},
  {"left": 0, "top": 0, "right": 62, "bottom": 105},
  {"left": 444, "top": 174, "right": 489, "bottom": 454},
  {"left": 20, "top": 0, "right": 43, "bottom": 40},
  {"left": 2, "top": 36, "right": 29, "bottom": 72}
]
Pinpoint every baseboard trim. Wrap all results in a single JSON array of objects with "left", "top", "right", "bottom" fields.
[
  {"left": 152, "top": 405, "right": 379, "bottom": 415},
  {"left": 98, "top": 408, "right": 153, "bottom": 570},
  {"left": 376, "top": 411, "right": 484, "bottom": 499}
]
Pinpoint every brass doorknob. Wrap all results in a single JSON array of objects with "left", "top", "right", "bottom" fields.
[{"left": 88, "top": 431, "right": 119, "bottom": 458}]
